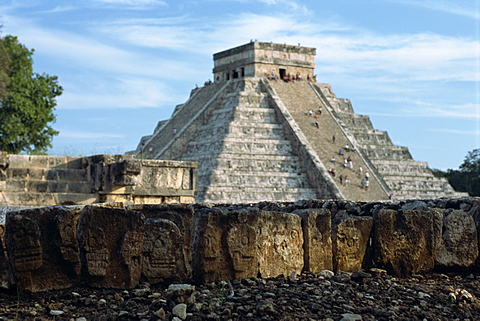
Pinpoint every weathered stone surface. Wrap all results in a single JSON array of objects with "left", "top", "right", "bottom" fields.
[
  {"left": 128, "top": 204, "right": 193, "bottom": 283},
  {"left": 434, "top": 209, "right": 478, "bottom": 268},
  {"left": 142, "top": 218, "right": 186, "bottom": 282},
  {"left": 77, "top": 205, "right": 144, "bottom": 288},
  {"left": 333, "top": 216, "right": 373, "bottom": 272},
  {"left": 5, "top": 206, "right": 82, "bottom": 292},
  {"left": 0, "top": 154, "right": 197, "bottom": 207},
  {"left": 191, "top": 208, "right": 238, "bottom": 283},
  {"left": 191, "top": 207, "right": 303, "bottom": 282},
  {"left": 294, "top": 209, "right": 332, "bottom": 273},
  {"left": 1, "top": 198, "right": 480, "bottom": 291},
  {"left": 166, "top": 284, "right": 196, "bottom": 308},
  {"left": 256, "top": 211, "right": 303, "bottom": 278},
  {"left": 0, "top": 223, "right": 14, "bottom": 289},
  {"left": 373, "top": 209, "right": 438, "bottom": 277},
  {"left": 226, "top": 216, "right": 259, "bottom": 279}
]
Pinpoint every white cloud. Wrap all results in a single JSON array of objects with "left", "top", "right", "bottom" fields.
[
  {"left": 427, "top": 128, "right": 480, "bottom": 135},
  {"left": 390, "top": 0, "right": 480, "bottom": 19},
  {"left": 312, "top": 33, "right": 479, "bottom": 82},
  {"left": 91, "top": 0, "right": 167, "bottom": 6},
  {"left": 58, "top": 129, "right": 124, "bottom": 139},
  {"left": 419, "top": 103, "right": 480, "bottom": 119},
  {"left": 57, "top": 76, "right": 183, "bottom": 110},
  {"left": 39, "top": 6, "right": 79, "bottom": 13},
  {"left": 366, "top": 101, "right": 480, "bottom": 119}
]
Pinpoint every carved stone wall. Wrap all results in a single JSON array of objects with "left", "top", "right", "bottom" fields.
[
  {"left": 0, "top": 154, "right": 197, "bottom": 207},
  {"left": 1, "top": 197, "right": 479, "bottom": 292}
]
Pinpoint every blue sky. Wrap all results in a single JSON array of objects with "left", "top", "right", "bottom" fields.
[{"left": 1, "top": 0, "right": 479, "bottom": 170}]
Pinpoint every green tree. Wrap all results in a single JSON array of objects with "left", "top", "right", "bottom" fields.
[
  {"left": 0, "top": 35, "right": 62, "bottom": 154},
  {"left": 444, "top": 148, "right": 480, "bottom": 197}
]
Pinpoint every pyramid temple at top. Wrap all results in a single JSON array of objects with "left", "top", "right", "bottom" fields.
[{"left": 132, "top": 41, "right": 466, "bottom": 203}]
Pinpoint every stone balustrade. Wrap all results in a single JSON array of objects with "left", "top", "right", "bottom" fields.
[{"left": 0, "top": 197, "right": 479, "bottom": 292}]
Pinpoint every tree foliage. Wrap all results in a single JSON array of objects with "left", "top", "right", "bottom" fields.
[
  {"left": 0, "top": 35, "right": 62, "bottom": 154},
  {"left": 436, "top": 148, "right": 480, "bottom": 197}
]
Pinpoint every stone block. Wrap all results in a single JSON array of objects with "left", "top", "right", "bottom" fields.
[
  {"left": 294, "top": 209, "right": 332, "bottom": 273},
  {"left": 373, "top": 209, "right": 438, "bottom": 277},
  {"left": 434, "top": 209, "right": 478, "bottom": 268},
  {"left": 55, "top": 193, "right": 98, "bottom": 205},
  {"left": 0, "top": 223, "right": 14, "bottom": 289},
  {"left": 333, "top": 217, "right": 373, "bottom": 272},
  {"left": 108, "top": 160, "right": 141, "bottom": 186},
  {"left": 127, "top": 204, "right": 193, "bottom": 283},
  {"left": 191, "top": 207, "right": 303, "bottom": 283},
  {"left": 256, "top": 211, "right": 304, "bottom": 278},
  {"left": 6, "top": 180, "right": 26, "bottom": 192},
  {"left": 77, "top": 205, "right": 144, "bottom": 289},
  {"left": 5, "top": 206, "right": 82, "bottom": 292},
  {"left": 190, "top": 208, "right": 234, "bottom": 283},
  {"left": 142, "top": 218, "right": 187, "bottom": 283},
  {"left": 67, "top": 181, "right": 88, "bottom": 193},
  {"left": 57, "top": 169, "right": 83, "bottom": 181}
]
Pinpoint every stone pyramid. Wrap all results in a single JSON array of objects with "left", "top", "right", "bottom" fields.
[{"left": 133, "top": 41, "right": 466, "bottom": 203}]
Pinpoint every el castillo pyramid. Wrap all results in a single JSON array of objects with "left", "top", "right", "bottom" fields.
[{"left": 133, "top": 41, "right": 466, "bottom": 203}]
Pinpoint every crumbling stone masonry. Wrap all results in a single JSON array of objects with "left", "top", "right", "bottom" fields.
[
  {"left": 1, "top": 197, "right": 479, "bottom": 292},
  {"left": 0, "top": 153, "right": 197, "bottom": 207}
]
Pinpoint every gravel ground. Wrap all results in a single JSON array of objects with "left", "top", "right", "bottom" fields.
[{"left": 0, "top": 270, "right": 479, "bottom": 321}]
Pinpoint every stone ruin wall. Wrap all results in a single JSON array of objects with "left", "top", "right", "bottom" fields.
[
  {"left": 0, "top": 197, "right": 479, "bottom": 292},
  {"left": 0, "top": 153, "right": 197, "bottom": 207}
]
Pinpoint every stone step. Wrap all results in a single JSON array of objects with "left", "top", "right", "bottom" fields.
[
  {"left": 0, "top": 192, "right": 97, "bottom": 206},
  {"left": 195, "top": 123, "right": 285, "bottom": 141},
  {"left": 4, "top": 168, "right": 87, "bottom": 181},
  {"left": 362, "top": 146, "right": 412, "bottom": 161},
  {"left": 384, "top": 178, "right": 455, "bottom": 192},
  {"left": 349, "top": 130, "right": 393, "bottom": 145},
  {"left": 7, "top": 155, "right": 85, "bottom": 169},
  {"left": 185, "top": 138, "right": 294, "bottom": 156},
  {"left": 392, "top": 190, "right": 466, "bottom": 199},
  {"left": 183, "top": 155, "right": 302, "bottom": 173},
  {"left": 3, "top": 179, "right": 90, "bottom": 193},
  {"left": 236, "top": 91, "right": 270, "bottom": 107},
  {"left": 201, "top": 187, "right": 317, "bottom": 203},
  {"left": 337, "top": 114, "right": 374, "bottom": 129},
  {"left": 200, "top": 171, "right": 310, "bottom": 188},
  {"left": 211, "top": 107, "right": 277, "bottom": 123},
  {"left": 372, "top": 160, "right": 433, "bottom": 177}
]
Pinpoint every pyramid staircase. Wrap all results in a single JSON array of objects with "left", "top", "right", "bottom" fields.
[
  {"left": 267, "top": 80, "right": 391, "bottom": 201},
  {"left": 314, "top": 83, "right": 467, "bottom": 199},
  {"left": 179, "top": 79, "right": 318, "bottom": 203}
]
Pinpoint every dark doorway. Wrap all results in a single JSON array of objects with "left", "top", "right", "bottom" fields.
[
  {"left": 233, "top": 70, "right": 239, "bottom": 79},
  {"left": 279, "top": 68, "right": 286, "bottom": 80},
  {"left": 241, "top": 67, "right": 245, "bottom": 77}
]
